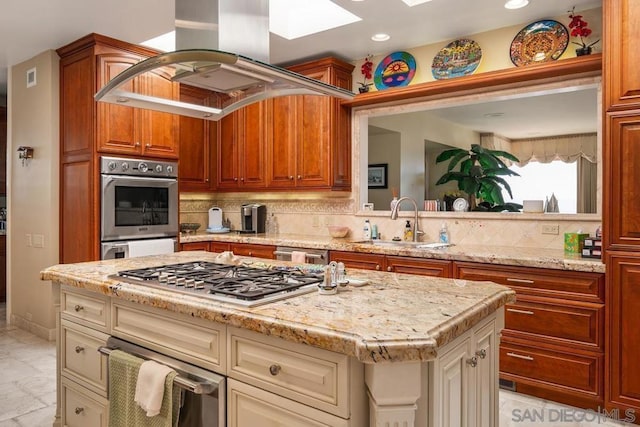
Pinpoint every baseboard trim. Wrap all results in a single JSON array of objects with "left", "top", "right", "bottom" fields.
[{"left": 10, "top": 314, "right": 56, "bottom": 341}]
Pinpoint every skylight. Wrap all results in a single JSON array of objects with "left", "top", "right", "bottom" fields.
[
  {"left": 269, "top": 0, "right": 361, "bottom": 40},
  {"left": 401, "top": 0, "right": 433, "bottom": 6}
]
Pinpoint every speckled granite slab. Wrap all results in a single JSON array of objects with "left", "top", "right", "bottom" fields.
[
  {"left": 41, "top": 252, "right": 515, "bottom": 363},
  {"left": 181, "top": 232, "right": 605, "bottom": 273}
]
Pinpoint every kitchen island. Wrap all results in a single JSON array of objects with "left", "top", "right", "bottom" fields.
[{"left": 42, "top": 251, "right": 515, "bottom": 427}]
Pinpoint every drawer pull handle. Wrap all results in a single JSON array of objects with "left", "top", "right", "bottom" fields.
[
  {"left": 74, "top": 304, "right": 84, "bottom": 312},
  {"left": 475, "top": 349, "right": 487, "bottom": 359},
  {"left": 506, "top": 278, "right": 535, "bottom": 284},
  {"left": 375, "top": 265, "right": 380, "bottom": 271},
  {"left": 387, "top": 266, "right": 392, "bottom": 272},
  {"left": 75, "top": 407, "right": 84, "bottom": 415},
  {"left": 75, "top": 346, "right": 85, "bottom": 354},
  {"left": 466, "top": 356, "right": 478, "bottom": 367},
  {"left": 507, "top": 308, "right": 535, "bottom": 315},
  {"left": 507, "top": 352, "right": 534, "bottom": 361},
  {"left": 269, "top": 364, "right": 281, "bottom": 376}
]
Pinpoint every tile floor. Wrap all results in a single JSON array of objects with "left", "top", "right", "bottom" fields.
[{"left": 0, "top": 303, "right": 634, "bottom": 426}]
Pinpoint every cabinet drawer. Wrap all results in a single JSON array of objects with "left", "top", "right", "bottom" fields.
[
  {"left": 500, "top": 340, "right": 603, "bottom": 397},
  {"left": 180, "top": 241, "right": 210, "bottom": 251},
  {"left": 329, "top": 251, "right": 385, "bottom": 271},
  {"left": 228, "top": 327, "right": 349, "bottom": 418},
  {"left": 454, "top": 262, "right": 604, "bottom": 303},
  {"left": 228, "top": 379, "right": 349, "bottom": 427},
  {"left": 61, "top": 320, "right": 109, "bottom": 396},
  {"left": 112, "top": 301, "right": 225, "bottom": 373},
  {"left": 385, "top": 256, "right": 452, "bottom": 277},
  {"left": 230, "top": 243, "right": 276, "bottom": 259},
  {"left": 503, "top": 297, "right": 604, "bottom": 350},
  {"left": 62, "top": 287, "right": 110, "bottom": 331},
  {"left": 62, "top": 377, "right": 109, "bottom": 427}
]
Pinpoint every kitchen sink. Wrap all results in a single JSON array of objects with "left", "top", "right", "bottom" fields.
[{"left": 354, "top": 240, "right": 453, "bottom": 249}]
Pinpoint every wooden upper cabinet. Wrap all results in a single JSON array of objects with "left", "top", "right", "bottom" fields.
[
  {"left": 605, "top": 112, "right": 640, "bottom": 250},
  {"left": 266, "top": 58, "right": 354, "bottom": 191},
  {"left": 605, "top": 0, "right": 640, "bottom": 109},
  {"left": 217, "top": 102, "right": 267, "bottom": 190},
  {"left": 96, "top": 54, "right": 179, "bottom": 159},
  {"left": 179, "top": 85, "right": 217, "bottom": 192}
]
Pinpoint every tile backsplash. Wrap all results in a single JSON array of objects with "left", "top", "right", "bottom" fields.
[{"left": 180, "top": 196, "right": 600, "bottom": 250}]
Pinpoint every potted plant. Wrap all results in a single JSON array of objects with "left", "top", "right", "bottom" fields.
[
  {"left": 435, "top": 144, "right": 522, "bottom": 212},
  {"left": 358, "top": 55, "right": 374, "bottom": 93},
  {"left": 568, "top": 6, "right": 599, "bottom": 56}
]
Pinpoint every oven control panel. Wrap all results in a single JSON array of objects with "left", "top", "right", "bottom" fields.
[{"left": 101, "top": 156, "right": 178, "bottom": 178}]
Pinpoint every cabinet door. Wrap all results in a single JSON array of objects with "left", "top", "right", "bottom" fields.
[
  {"left": 140, "top": 70, "right": 179, "bottom": 158},
  {"left": 606, "top": 254, "right": 640, "bottom": 412},
  {"left": 329, "top": 250, "right": 385, "bottom": 271},
  {"left": 432, "top": 335, "right": 473, "bottom": 427},
  {"left": 385, "top": 256, "right": 452, "bottom": 277},
  {"left": 217, "top": 112, "right": 241, "bottom": 189},
  {"left": 210, "top": 242, "right": 231, "bottom": 253},
  {"left": 268, "top": 96, "right": 298, "bottom": 188},
  {"left": 96, "top": 54, "right": 142, "bottom": 155},
  {"left": 473, "top": 318, "right": 498, "bottom": 427},
  {"left": 604, "top": 0, "right": 640, "bottom": 109},
  {"left": 606, "top": 113, "right": 640, "bottom": 249},
  {"left": 239, "top": 102, "right": 267, "bottom": 188},
  {"left": 179, "top": 86, "right": 217, "bottom": 191},
  {"left": 62, "top": 378, "right": 109, "bottom": 427}
]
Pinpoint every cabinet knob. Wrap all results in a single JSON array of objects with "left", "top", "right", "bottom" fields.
[
  {"left": 375, "top": 264, "right": 380, "bottom": 271},
  {"left": 205, "top": 178, "right": 209, "bottom": 182},
  {"left": 240, "top": 177, "right": 245, "bottom": 181},
  {"left": 74, "top": 304, "right": 84, "bottom": 312},
  {"left": 134, "top": 142, "right": 141, "bottom": 147},
  {"left": 248, "top": 252, "right": 252, "bottom": 256},
  {"left": 466, "top": 356, "right": 478, "bottom": 368},
  {"left": 289, "top": 176, "right": 294, "bottom": 180},
  {"left": 145, "top": 143, "right": 151, "bottom": 148},
  {"left": 475, "top": 349, "right": 486, "bottom": 359},
  {"left": 387, "top": 266, "right": 392, "bottom": 272},
  {"left": 75, "top": 346, "right": 85, "bottom": 354},
  {"left": 234, "top": 177, "right": 238, "bottom": 181},
  {"left": 75, "top": 407, "right": 84, "bottom": 415},
  {"left": 269, "top": 364, "right": 281, "bottom": 376},
  {"left": 297, "top": 175, "right": 302, "bottom": 179}
]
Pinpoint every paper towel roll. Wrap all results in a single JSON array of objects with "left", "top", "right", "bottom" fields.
[{"left": 128, "top": 239, "right": 175, "bottom": 258}]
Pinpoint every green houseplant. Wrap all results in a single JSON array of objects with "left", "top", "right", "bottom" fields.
[{"left": 435, "top": 144, "right": 522, "bottom": 212}]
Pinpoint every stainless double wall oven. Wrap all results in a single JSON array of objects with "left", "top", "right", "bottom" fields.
[{"left": 100, "top": 156, "right": 179, "bottom": 259}]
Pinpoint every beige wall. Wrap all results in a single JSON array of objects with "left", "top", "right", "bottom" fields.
[
  {"left": 8, "top": 50, "right": 59, "bottom": 339},
  {"left": 368, "top": 131, "right": 401, "bottom": 210}
]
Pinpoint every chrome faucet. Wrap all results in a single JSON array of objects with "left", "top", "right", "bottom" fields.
[{"left": 390, "top": 197, "right": 424, "bottom": 242}]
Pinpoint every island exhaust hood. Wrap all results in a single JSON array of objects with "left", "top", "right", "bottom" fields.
[{"left": 95, "top": 0, "right": 354, "bottom": 121}]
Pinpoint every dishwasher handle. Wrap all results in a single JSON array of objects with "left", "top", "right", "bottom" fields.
[
  {"left": 273, "top": 250, "right": 324, "bottom": 260},
  {"left": 98, "top": 345, "right": 218, "bottom": 395}
]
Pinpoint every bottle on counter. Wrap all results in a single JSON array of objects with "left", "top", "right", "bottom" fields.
[
  {"left": 404, "top": 220, "right": 413, "bottom": 241},
  {"left": 363, "top": 219, "right": 372, "bottom": 240},
  {"left": 371, "top": 223, "right": 378, "bottom": 240},
  {"left": 439, "top": 223, "right": 449, "bottom": 244}
]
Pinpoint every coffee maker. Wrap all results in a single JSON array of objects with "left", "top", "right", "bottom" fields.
[{"left": 241, "top": 204, "right": 266, "bottom": 233}]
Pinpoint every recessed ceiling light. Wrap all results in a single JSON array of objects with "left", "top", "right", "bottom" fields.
[
  {"left": 401, "top": 0, "right": 433, "bottom": 6},
  {"left": 504, "top": 0, "right": 529, "bottom": 9},
  {"left": 372, "top": 33, "right": 391, "bottom": 42}
]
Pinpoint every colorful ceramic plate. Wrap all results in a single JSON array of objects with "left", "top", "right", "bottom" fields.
[
  {"left": 373, "top": 51, "right": 416, "bottom": 90},
  {"left": 432, "top": 39, "right": 483, "bottom": 80},
  {"left": 510, "top": 20, "right": 569, "bottom": 67}
]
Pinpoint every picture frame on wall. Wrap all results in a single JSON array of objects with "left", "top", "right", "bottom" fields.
[{"left": 368, "top": 164, "right": 388, "bottom": 189}]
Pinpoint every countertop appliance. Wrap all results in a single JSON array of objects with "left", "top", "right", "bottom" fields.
[
  {"left": 99, "top": 336, "right": 225, "bottom": 426},
  {"left": 241, "top": 204, "right": 266, "bottom": 234},
  {"left": 274, "top": 246, "right": 329, "bottom": 265},
  {"left": 113, "top": 261, "right": 324, "bottom": 307}
]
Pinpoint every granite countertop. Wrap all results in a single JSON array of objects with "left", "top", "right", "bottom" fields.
[
  {"left": 181, "top": 232, "right": 606, "bottom": 273},
  {"left": 41, "top": 251, "right": 515, "bottom": 363}
]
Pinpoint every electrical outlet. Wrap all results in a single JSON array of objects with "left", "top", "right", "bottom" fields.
[
  {"left": 541, "top": 224, "right": 560, "bottom": 235},
  {"left": 312, "top": 216, "right": 320, "bottom": 228},
  {"left": 33, "top": 234, "right": 45, "bottom": 248}
]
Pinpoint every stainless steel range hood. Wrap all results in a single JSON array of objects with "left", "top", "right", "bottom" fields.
[{"left": 95, "top": 0, "right": 354, "bottom": 121}]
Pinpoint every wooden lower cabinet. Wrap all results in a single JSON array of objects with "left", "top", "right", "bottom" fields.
[
  {"left": 329, "top": 251, "right": 451, "bottom": 277},
  {"left": 180, "top": 241, "right": 275, "bottom": 259},
  {"left": 454, "top": 261, "right": 605, "bottom": 410},
  {"left": 180, "top": 241, "right": 211, "bottom": 252}
]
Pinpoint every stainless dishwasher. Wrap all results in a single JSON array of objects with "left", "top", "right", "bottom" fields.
[
  {"left": 274, "top": 246, "right": 329, "bottom": 265},
  {"left": 99, "top": 336, "right": 225, "bottom": 426}
]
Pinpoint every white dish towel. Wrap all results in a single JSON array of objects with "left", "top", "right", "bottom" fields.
[
  {"left": 134, "top": 360, "right": 175, "bottom": 417},
  {"left": 291, "top": 251, "right": 307, "bottom": 263}
]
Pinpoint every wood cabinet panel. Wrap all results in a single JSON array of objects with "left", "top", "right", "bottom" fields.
[
  {"left": 453, "top": 262, "right": 604, "bottom": 303},
  {"left": 606, "top": 113, "right": 640, "bottom": 249},
  {"left": 180, "top": 241, "right": 211, "bottom": 252},
  {"left": 606, "top": 254, "right": 640, "bottom": 411},
  {"left": 141, "top": 70, "right": 179, "bottom": 158},
  {"left": 230, "top": 243, "right": 276, "bottom": 260},
  {"left": 210, "top": 242, "right": 232, "bottom": 253},
  {"left": 61, "top": 161, "right": 98, "bottom": 263},
  {"left": 329, "top": 251, "right": 385, "bottom": 271},
  {"left": 239, "top": 102, "right": 267, "bottom": 188},
  {"left": 267, "top": 96, "right": 297, "bottom": 188},
  {"left": 60, "top": 55, "right": 94, "bottom": 157},
  {"left": 604, "top": 0, "right": 640, "bottom": 109},
  {"left": 217, "top": 112, "right": 241, "bottom": 188},
  {"left": 178, "top": 86, "right": 217, "bottom": 192},
  {"left": 385, "top": 255, "right": 452, "bottom": 277}
]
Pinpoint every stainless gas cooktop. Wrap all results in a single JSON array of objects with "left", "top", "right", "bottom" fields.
[{"left": 113, "top": 261, "right": 324, "bottom": 307}]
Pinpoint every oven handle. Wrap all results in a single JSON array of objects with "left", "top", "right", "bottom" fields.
[
  {"left": 102, "top": 175, "right": 178, "bottom": 184},
  {"left": 98, "top": 346, "right": 217, "bottom": 395},
  {"left": 273, "top": 250, "right": 323, "bottom": 260}
]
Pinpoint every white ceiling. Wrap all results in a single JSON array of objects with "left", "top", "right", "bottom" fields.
[{"left": 0, "top": 0, "right": 599, "bottom": 98}]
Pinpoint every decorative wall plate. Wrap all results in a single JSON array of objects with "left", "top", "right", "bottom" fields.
[
  {"left": 510, "top": 20, "right": 569, "bottom": 67},
  {"left": 373, "top": 51, "right": 416, "bottom": 90},
  {"left": 432, "top": 39, "right": 483, "bottom": 80}
]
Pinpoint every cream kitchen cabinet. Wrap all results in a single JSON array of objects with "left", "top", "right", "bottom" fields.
[
  {"left": 61, "top": 376, "right": 109, "bottom": 427},
  {"left": 429, "top": 313, "right": 501, "bottom": 427}
]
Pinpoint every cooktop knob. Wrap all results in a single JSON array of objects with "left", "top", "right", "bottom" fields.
[
  {"left": 155, "top": 164, "right": 163, "bottom": 173},
  {"left": 108, "top": 161, "right": 117, "bottom": 171},
  {"left": 121, "top": 162, "right": 129, "bottom": 171},
  {"left": 138, "top": 162, "right": 148, "bottom": 173},
  {"left": 166, "top": 165, "right": 174, "bottom": 174}
]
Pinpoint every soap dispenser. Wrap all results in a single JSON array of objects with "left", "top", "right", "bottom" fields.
[
  {"left": 404, "top": 220, "right": 413, "bottom": 241},
  {"left": 439, "top": 223, "right": 449, "bottom": 244},
  {"left": 363, "top": 219, "right": 372, "bottom": 240}
]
